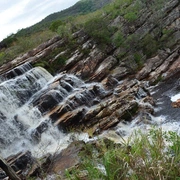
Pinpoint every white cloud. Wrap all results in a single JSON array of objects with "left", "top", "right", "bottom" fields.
[{"left": 0, "top": 0, "right": 79, "bottom": 41}]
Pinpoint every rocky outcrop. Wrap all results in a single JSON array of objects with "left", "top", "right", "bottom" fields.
[
  {"left": 0, "top": 151, "right": 35, "bottom": 179},
  {"left": 0, "top": 36, "right": 65, "bottom": 75},
  {"left": 28, "top": 74, "right": 153, "bottom": 136},
  {"left": 136, "top": 47, "right": 180, "bottom": 84}
]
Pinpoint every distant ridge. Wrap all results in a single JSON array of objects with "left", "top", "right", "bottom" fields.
[{"left": 16, "top": 0, "right": 113, "bottom": 37}]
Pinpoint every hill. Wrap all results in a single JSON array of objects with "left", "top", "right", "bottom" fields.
[
  {"left": 1, "top": 0, "right": 113, "bottom": 41},
  {"left": 0, "top": 0, "right": 113, "bottom": 64}
]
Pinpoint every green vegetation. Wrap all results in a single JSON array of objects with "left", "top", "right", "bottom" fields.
[
  {"left": 0, "top": 30, "right": 56, "bottom": 64},
  {"left": 83, "top": 16, "right": 114, "bottom": 46},
  {"left": 15, "top": 0, "right": 113, "bottom": 38},
  {"left": 0, "top": 0, "right": 176, "bottom": 73},
  {"left": 0, "top": 0, "right": 112, "bottom": 66},
  {"left": 33, "top": 46, "right": 70, "bottom": 74},
  {"left": 49, "top": 20, "right": 64, "bottom": 32},
  {"left": 66, "top": 128, "right": 180, "bottom": 179}
]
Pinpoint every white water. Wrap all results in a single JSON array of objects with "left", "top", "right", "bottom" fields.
[
  {"left": 101, "top": 78, "right": 180, "bottom": 144},
  {"left": 0, "top": 63, "right": 179, "bottom": 159},
  {"left": 0, "top": 66, "right": 98, "bottom": 158},
  {"left": 171, "top": 93, "right": 180, "bottom": 102},
  {"left": 0, "top": 66, "right": 58, "bottom": 157}
]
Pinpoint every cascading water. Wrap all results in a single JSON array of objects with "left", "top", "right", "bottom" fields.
[
  {"left": 0, "top": 65, "right": 97, "bottom": 158},
  {"left": 0, "top": 65, "right": 56, "bottom": 157},
  {"left": 150, "top": 73, "right": 180, "bottom": 132},
  {"left": 0, "top": 62, "right": 179, "bottom": 159},
  {"left": 109, "top": 75, "right": 180, "bottom": 142}
]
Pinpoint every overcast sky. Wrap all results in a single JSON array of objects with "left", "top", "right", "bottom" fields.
[{"left": 0, "top": 0, "right": 79, "bottom": 41}]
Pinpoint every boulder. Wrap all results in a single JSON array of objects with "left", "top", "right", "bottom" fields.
[{"left": 46, "top": 141, "right": 84, "bottom": 174}]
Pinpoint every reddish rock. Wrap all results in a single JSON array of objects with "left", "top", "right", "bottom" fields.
[
  {"left": 47, "top": 141, "right": 84, "bottom": 174},
  {"left": 172, "top": 99, "right": 180, "bottom": 108}
]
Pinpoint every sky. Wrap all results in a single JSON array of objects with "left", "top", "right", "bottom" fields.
[{"left": 0, "top": 0, "right": 79, "bottom": 41}]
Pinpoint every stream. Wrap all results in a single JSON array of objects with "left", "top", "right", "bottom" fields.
[{"left": 0, "top": 63, "right": 179, "bottom": 158}]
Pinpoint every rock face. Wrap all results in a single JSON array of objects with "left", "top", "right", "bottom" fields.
[
  {"left": 0, "top": 151, "right": 35, "bottom": 179},
  {"left": 136, "top": 48, "right": 180, "bottom": 84},
  {"left": 26, "top": 73, "right": 152, "bottom": 135}
]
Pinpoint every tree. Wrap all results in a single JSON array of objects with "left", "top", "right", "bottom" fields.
[{"left": 49, "top": 20, "right": 64, "bottom": 32}]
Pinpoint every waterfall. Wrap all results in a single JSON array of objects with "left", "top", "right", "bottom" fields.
[
  {"left": 0, "top": 65, "right": 59, "bottom": 157},
  {"left": 0, "top": 62, "right": 179, "bottom": 159},
  {"left": 0, "top": 65, "right": 95, "bottom": 158}
]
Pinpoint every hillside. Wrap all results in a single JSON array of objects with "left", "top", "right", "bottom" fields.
[
  {"left": 0, "top": 0, "right": 113, "bottom": 46},
  {"left": 0, "top": 0, "right": 113, "bottom": 65},
  {"left": 40, "top": 0, "right": 113, "bottom": 23}
]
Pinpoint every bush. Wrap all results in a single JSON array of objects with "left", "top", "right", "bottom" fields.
[
  {"left": 1, "top": 34, "right": 17, "bottom": 47},
  {"left": 124, "top": 12, "right": 138, "bottom": 22},
  {"left": 112, "top": 31, "right": 125, "bottom": 47},
  {"left": 83, "top": 16, "right": 113, "bottom": 45},
  {"left": 0, "top": 52, "right": 5, "bottom": 65},
  {"left": 141, "top": 34, "right": 159, "bottom": 58},
  {"left": 49, "top": 20, "right": 64, "bottom": 32},
  {"left": 134, "top": 52, "right": 143, "bottom": 68}
]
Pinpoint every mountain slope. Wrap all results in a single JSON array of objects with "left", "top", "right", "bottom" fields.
[
  {"left": 42, "top": 0, "right": 113, "bottom": 23},
  {"left": 0, "top": 0, "right": 113, "bottom": 64},
  {"left": 14, "top": 0, "right": 113, "bottom": 37}
]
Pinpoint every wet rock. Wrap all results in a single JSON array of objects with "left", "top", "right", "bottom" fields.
[
  {"left": 136, "top": 112, "right": 152, "bottom": 125},
  {"left": 172, "top": 99, "right": 180, "bottom": 108},
  {"left": 1, "top": 63, "right": 32, "bottom": 80},
  {"left": 34, "top": 90, "right": 64, "bottom": 113},
  {"left": 54, "top": 107, "right": 87, "bottom": 131},
  {"left": 46, "top": 141, "right": 84, "bottom": 174},
  {"left": 0, "top": 151, "right": 36, "bottom": 179},
  {"left": 31, "top": 120, "right": 49, "bottom": 142}
]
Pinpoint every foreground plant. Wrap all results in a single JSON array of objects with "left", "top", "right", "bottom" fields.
[{"left": 66, "top": 128, "right": 180, "bottom": 180}]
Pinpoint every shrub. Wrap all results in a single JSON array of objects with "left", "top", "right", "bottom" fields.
[
  {"left": 83, "top": 16, "right": 112, "bottom": 45},
  {"left": 112, "top": 31, "right": 125, "bottom": 47},
  {"left": 134, "top": 52, "right": 143, "bottom": 68},
  {"left": 124, "top": 12, "right": 138, "bottom": 22},
  {"left": 1, "top": 34, "right": 17, "bottom": 47},
  {"left": 49, "top": 20, "right": 64, "bottom": 32},
  {"left": 0, "top": 52, "right": 5, "bottom": 65},
  {"left": 141, "top": 34, "right": 159, "bottom": 58}
]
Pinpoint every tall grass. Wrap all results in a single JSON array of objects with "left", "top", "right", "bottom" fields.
[
  {"left": 66, "top": 128, "right": 180, "bottom": 180},
  {"left": 0, "top": 30, "right": 56, "bottom": 64}
]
